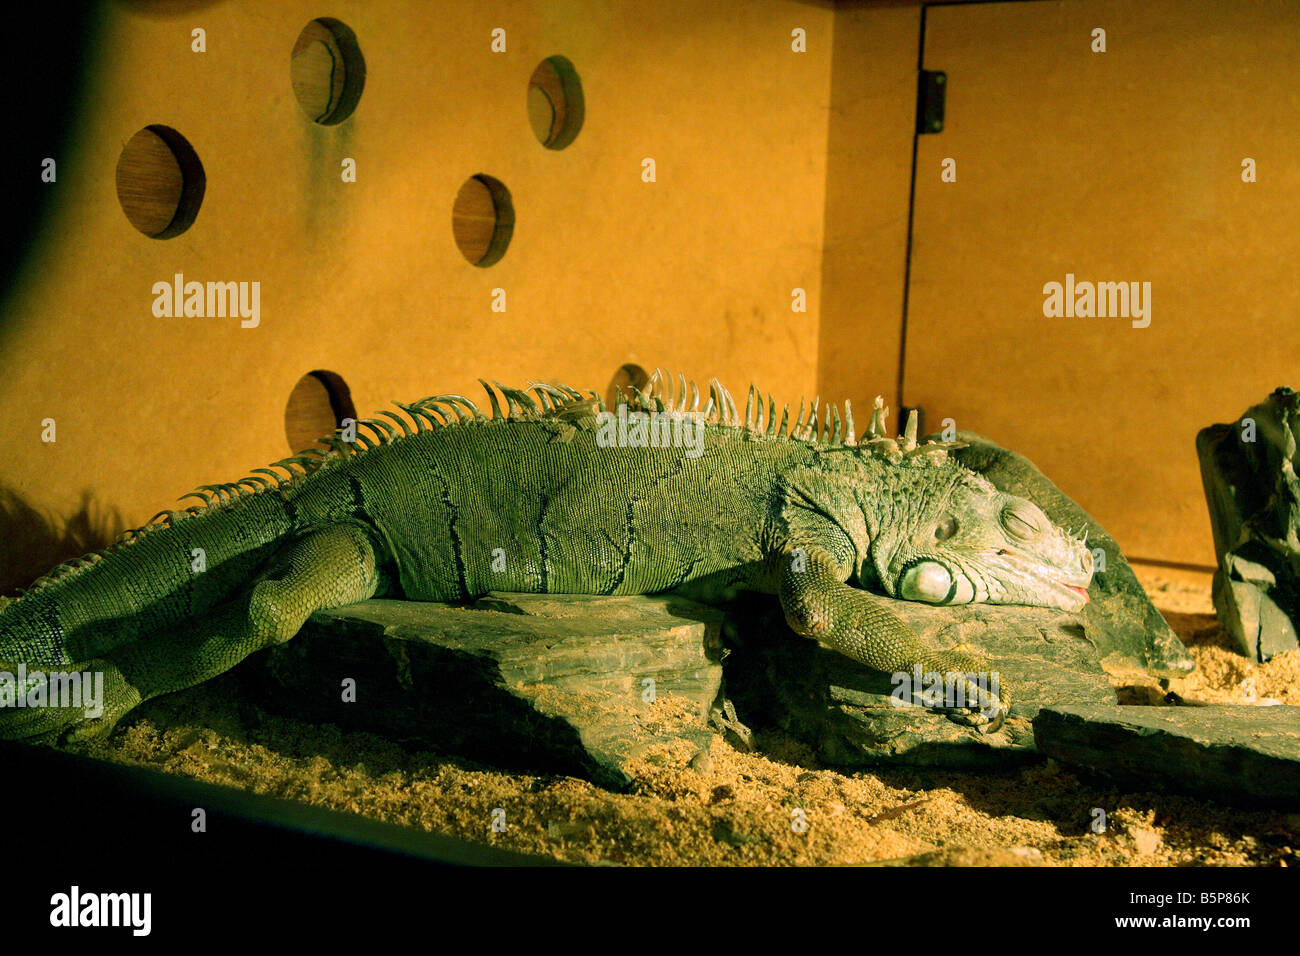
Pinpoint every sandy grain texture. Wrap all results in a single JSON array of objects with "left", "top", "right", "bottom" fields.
[{"left": 68, "top": 565, "right": 1300, "bottom": 866}]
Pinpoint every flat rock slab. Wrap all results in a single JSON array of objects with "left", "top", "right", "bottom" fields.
[
  {"left": 947, "top": 432, "right": 1195, "bottom": 679},
  {"left": 722, "top": 594, "right": 1114, "bottom": 770},
  {"left": 239, "top": 593, "right": 724, "bottom": 790},
  {"left": 1034, "top": 703, "right": 1300, "bottom": 808}
]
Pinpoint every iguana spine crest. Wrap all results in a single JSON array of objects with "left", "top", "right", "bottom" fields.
[{"left": 10, "top": 372, "right": 951, "bottom": 601}]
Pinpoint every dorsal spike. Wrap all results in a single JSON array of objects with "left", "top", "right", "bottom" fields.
[
  {"left": 377, "top": 410, "right": 414, "bottom": 437},
  {"left": 844, "top": 399, "right": 856, "bottom": 446},
  {"left": 527, "top": 385, "right": 551, "bottom": 411},
  {"left": 489, "top": 381, "right": 520, "bottom": 417},
  {"left": 710, "top": 379, "right": 736, "bottom": 425},
  {"left": 368, "top": 418, "right": 397, "bottom": 440},
  {"left": 902, "top": 409, "right": 919, "bottom": 450},
  {"left": 497, "top": 385, "right": 538, "bottom": 416},
  {"left": 866, "top": 396, "right": 887, "bottom": 439},
  {"left": 831, "top": 405, "right": 843, "bottom": 446},
  {"left": 745, "top": 385, "right": 756, "bottom": 431},
  {"left": 479, "top": 380, "right": 504, "bottom": 419},
  {"left": 500, "top": 388, "right": 523, "bottom": 417},
  {"left": 395, "top": 402, "right": 429, "bottom": 431},
  {"left": 440, "top": 400, "right": 470, "bottom": 423},
  {"left": 441, "top": 395, "right": 484, "bottom": 422},
  {"left": 535, "top": 382, "right": 571, "bottom": 403},
  {"left": 252, "top": 468, "right": 288, "bottom": 486},
  {"left": 766, "top": 397, "right": 778, "bottom": 436},
  {"left": 416, "top": 408, "right": 446, "bottom": 429},
  {"left": 650, "top": 367, "right": 668, "bottom": 404},
  {"left": 776, "top": 403, "right": 790, "bottom": 438}
]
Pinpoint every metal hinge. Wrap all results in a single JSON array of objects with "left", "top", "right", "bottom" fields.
[{"left": 916, "top": 70, "right": 946, "bottom": 134}]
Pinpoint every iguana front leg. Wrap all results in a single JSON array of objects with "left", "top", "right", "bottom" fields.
[
  {"left": 778, "top": 545, "right": 1009, "bottom": 732},
  {"left": 11, "top": 523, "right": 381, "bottom": 743}
]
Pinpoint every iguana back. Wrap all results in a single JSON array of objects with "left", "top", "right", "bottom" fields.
[{"left": 0, "top": 375, "right": 1094, "bottom": 740}]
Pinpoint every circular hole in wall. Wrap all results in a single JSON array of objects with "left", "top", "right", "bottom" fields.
[
  {"left": 291, "top": 18, "right": 366, "bottom": 124},
  {"left": 452, "top": 175, "right": 514, "bottom": 267},
  {"left": 606, "top": 364, "right": 650, "bottom": 409},
  {"left": 285, "top": 370, "right": 357, "bottom": 453},
  {"left": 527, "top": 55, "right": 584, "bottom": 150},
  {"left": 115, "top": 125, "right": 206, "bottom": 238}
]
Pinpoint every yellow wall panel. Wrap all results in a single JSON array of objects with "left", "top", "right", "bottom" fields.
[
  {"left": 820, "top": 2, "right": 920, "bottom": 414},
  {"left": 903, "top": 0, "right": 1300, "bottom": 565},
  {"left": 0, "top": 0, "right": 834, "bottom": 588}
]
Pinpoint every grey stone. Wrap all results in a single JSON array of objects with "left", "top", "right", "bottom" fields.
[
  {"left": 239, "top": 593, "right": 724, "bottom": 790},
  {"left": 945, "top": 432, "right": 1194, "bottom": 678},
  {"left": 720, "top": 593, "right": 1114, "bottom": 770},
  {"left": 1197, "top": 387, "right": 1300, "bottom": 661},
  {"left": 1034, "top": 703, "right": 1300, "bottom": 808}
]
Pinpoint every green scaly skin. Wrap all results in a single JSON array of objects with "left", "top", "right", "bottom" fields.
[{"left": 0, "top": 375, "right": 1093, "bottom": 742}]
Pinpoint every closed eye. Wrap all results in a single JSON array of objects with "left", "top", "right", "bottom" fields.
[
  {"left": 1001, "top": 507, "right": 1041, "bottom": 540},
  {"left": 934, "top": 515, "right": 957, "bottom": 541}
]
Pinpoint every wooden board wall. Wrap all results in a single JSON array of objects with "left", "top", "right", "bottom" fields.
[
  {"left": 819, "top": 3, "right": 920, "bottom": 413},
  {"left": 0, "top": 0, "right": 834, "bottom": 589},
  {"left": 6, "top": 0, "right": 1273, "bottom": 587},
  {"left": 903, "top": 0, "right": 1300, "bottom": 565}
]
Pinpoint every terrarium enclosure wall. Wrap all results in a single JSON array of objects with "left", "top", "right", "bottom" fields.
[{"left": 2, "top": 0, "right": 1295, "bottom": 588}]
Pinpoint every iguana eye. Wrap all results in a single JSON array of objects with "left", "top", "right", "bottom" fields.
[
  {"left": 1001, "top": 506, "right": 1041, "bottom": 540},
  {"left": 934, "top": 515, "right": 958, "bottom": 541}
]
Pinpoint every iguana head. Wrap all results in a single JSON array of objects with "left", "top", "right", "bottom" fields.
[{"left": 856, "top": 456, "right": 1094, "bottom": 612}]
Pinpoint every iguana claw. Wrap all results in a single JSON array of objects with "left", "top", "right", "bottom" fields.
[{"left": 942, "top": 703, "right": 1008, "bottom": 734}]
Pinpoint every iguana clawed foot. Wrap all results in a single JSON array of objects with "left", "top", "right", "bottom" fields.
[
  {"left": 900, "top": 647, "right": 1010, "bottom": 734},
  {"left": 928, "top": 664, "right": 1009, "bottom": 734},
  {"left": 941, "top": 700, "right": 1008, "bottom": 734}
]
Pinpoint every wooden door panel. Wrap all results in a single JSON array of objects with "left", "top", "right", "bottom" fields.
[{"left": 904, "top": 0, "right": 1300, "bottom": 563}]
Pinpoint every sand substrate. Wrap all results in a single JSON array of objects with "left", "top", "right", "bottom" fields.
[{"left": 67, "top": 566, "right": 1300, "bottom": 866}]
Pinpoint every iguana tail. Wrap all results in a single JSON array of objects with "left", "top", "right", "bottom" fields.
[{"left": 0, "top": 492, "right": 299, "bottom": 739}]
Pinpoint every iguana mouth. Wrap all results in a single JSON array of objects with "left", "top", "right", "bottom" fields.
[{"left": 982, "top": 547, "right": 1093, "bottom": 610}]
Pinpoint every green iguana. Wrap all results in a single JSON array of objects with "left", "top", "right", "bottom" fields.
[{"left": 0, "top": 374, "right": 1093, "bottom": 742}]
